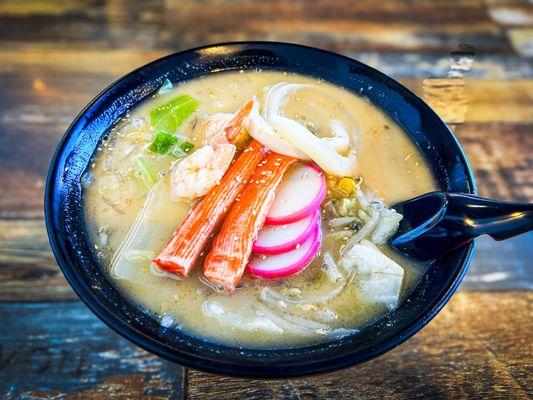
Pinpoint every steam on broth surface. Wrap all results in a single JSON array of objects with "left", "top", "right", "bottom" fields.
[{"left": 84, "top": 71, "right": 436, "bottom": 347}]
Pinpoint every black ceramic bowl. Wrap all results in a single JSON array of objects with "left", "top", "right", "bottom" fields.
[{"left": 45, "top": 42, "right": 476, "bottom": 377}]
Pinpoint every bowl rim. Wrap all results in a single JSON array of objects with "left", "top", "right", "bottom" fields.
[{"left": 45, "top": 41, "right": 477, "bottom": 378}]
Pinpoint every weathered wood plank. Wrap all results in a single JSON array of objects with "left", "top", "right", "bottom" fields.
[
  {"left": 186, "top": 291, "right": 533, "bottom": 400},
  {"left": 0, "top": 54, "right": 531, "bottom": 143},
  {"left": 0, "top": 0, "right": 530, "bottom": 398},
  {"left": 507, "top": 28, "right": 533, "bottom": 56},
  {"left": 0, "top": 49, "right": 166, "bottom": 76},
  {"left": 0, "top": 301, "right": 184, "bottom": 399},
  {"left": 0, "top": 293, "right": 530, "bottom": 399},
  {"left": 488, "top": 2, "right": 533, "bottom": 28},
  {"left": 1, "top": 48, "right": 532, "bottom": 79},
  {"left": 354, "top": 53, "right": 533, "bottom": 79},
  {"left": 1, "top": 74, "right": 530, "bottom": 142},
  {"left": 0, "top": 74, "right": 531, "bottom": 214},
  {"left": 456, "top": 123, "right": 533, "bottom": 202},
  {"left": 0, "top": 219, "right": 77, "bottom": 301},
  {"left": 0, "top": 120, "right": 529, "bottom": 220},
  {"left": 0, "top": 0, "right": 495, "bottom": 25},
  {"left": 0, "top": 0, "right": 516, "bottom": 54},
  {"left": 407, "top": 79, "right": 533, "bottom": 124},
  {"left": 464, "top": 233, "right": 533, "bottom": 290}
]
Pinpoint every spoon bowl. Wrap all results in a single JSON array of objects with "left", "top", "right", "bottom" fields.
[{"left": 392, "top": 192, "right": 533, "bottom": 261}]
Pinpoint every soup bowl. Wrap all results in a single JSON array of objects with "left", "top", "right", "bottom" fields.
[{"left": 45, "top": 42, "right": 475, "bottom": 377}]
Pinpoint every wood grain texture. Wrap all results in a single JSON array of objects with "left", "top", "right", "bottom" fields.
[
  {"left": 457, "top": 123, "right": 533, "bottom": 202},
  {"left": 465, "top": 234, "right": 533, "bottom": 290},
  {"left": 0, "top": 0, "right": 515, "bottom": 54},
  {"left": 187, "top": 291, "right": 533, "bottom": 400},
  {"left": 0, "top": 292, "right": 531, "bottom": 400},
  {"left": 0, "top": 219, "right": 76, "bottom": 302},
  {"left": 0, "top": 302, "right": 184, "bottom": 399},
  {"left": 0, "top": 76, "right": 531, "bottom": 219}
]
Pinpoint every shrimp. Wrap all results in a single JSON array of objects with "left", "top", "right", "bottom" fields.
[
  {"left": 169, "top": 101, "right": 254, "bottom": 201},
  {"left": 170, "top": 144, "right": 236, "bottom": 201}
]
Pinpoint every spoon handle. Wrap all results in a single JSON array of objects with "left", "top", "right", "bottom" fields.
[
  {"left": 449, "top": 193, "right": 533, "bottom": 241},
  {"left": 392, "top": 192, "right": 533, "bottom": 261}
]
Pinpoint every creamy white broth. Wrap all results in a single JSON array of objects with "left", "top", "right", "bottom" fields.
[{"left": 84, "top": 71, "right": 436, "bottom": 347}]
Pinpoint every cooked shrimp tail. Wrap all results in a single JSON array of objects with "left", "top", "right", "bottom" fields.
[{"left": 225, "top": 100, "right": 254, "bottom": 143}]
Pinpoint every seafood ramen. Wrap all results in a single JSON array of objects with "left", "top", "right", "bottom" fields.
[{"left": 83, "top": 71, "right": 436, "bottom": 347}]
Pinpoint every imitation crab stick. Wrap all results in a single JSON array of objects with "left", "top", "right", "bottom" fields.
[
  {"left": 154, "top": 140, "right": 268, "bottom": 276},
  {"left": 203, "top": 153, "right": 297, "bottom": 293}
]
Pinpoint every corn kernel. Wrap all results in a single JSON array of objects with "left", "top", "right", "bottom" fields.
[{"left": 337, "top": 177, "right": 356, "bottom": 196}]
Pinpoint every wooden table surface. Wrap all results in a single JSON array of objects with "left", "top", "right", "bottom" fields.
[{"left": 0, "top": 1, "right": 531, "bottom": 399}]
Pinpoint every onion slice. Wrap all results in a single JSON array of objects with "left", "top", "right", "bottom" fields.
[
  {"left": 255, "top": 304, "right": 357, "bottom": 338},
  {"left": 259, "top": 287, "right": 338, "bottom": 323},
  {"left": 260, "top": 268, "right": 357, "bottom": 305}
]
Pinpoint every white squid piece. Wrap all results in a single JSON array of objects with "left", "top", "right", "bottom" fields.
[
  {"left": 245, "top": 82, "right": 358, "bottom": 176},
  {"left": 244, "top": 100, "right": 308, "bottom": 159}
]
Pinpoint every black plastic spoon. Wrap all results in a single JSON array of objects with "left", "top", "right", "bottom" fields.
[{"left": 391, "top": 192, "right": 533, "bottom": 261}]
